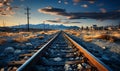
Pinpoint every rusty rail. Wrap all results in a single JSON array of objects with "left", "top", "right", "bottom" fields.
[
  {"left": 17, "top": 32, "right": 60, "bottom": 71},
  {"left": 64, "top": 33, "right": 112, "bottom": 71}
]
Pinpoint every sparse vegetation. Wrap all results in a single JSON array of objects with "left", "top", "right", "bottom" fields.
[
  {"left": 13, "top": 36, "right": 29, "bottom": 43},
  {"left": 0, "top": 38, "right": 6, "bottom": 45},
  {"left": 0, "top": 32, "right": 15, "bottom": 37},
  {"left": 83, "top": 34, "right": 119, "bottom": 42},
  {"left": 0, "top": 30, "right": 58, "bottom": 70},
  {"left": 39, "top": 36, "right": 44, "bottom": 39},
  {"left": 0, "top": 30, "right": 58, "bottom": 43},
  {"left": 65, "top": 30, "right": 120, "bottom": 42}
]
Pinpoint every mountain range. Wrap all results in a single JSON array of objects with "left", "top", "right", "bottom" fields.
[{"left": 12, "top": 24, "right": 80, "bottom": 29}]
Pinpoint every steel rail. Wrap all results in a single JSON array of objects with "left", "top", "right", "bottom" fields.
[
  {"left": 17, "top": 31, "right": 112, "bottom": 71},
  {"left": 64, "top": 33, "right": 112, "bottom": 71},
  {"left": 17, "top": 32, "right": 60, "bottom": 71}
]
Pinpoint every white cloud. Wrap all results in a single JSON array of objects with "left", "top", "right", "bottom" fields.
[
  {"left": 100, "top": 8, "right": 107, "bottom": 13},
  {"left": 0, "top": 0, "right": 15, "bottom": 16},
  {"left": 81, "top": 4, "right": 88, "bottom": 8}
]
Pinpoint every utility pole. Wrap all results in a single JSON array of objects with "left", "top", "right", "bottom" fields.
[
  {"left": 43, "top": 21, "right": 45, "bottom": 32},
  {"left": 19, "top": 22, "right": 21, "bottom": 32},
  {"left": 25, "top": 7, "right": 30, "bottom": 32},
  {"left": 3, "top": 20, "right": 5, "bottom": 27}
]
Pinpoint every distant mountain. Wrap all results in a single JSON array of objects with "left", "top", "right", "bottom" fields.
[{"left": 12, "top": 24, "right": 80, "bottom": 30}]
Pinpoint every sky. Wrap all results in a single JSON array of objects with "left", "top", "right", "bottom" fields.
[{"left": 0, "top": 0, "right": 120, "bottom": 27}]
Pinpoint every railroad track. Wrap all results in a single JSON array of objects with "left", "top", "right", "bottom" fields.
[{"left": 17, "top": 31, "right": 112, "bottom": 71}]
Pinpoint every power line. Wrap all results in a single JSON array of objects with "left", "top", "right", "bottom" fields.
[{"left": 25, "top": 7, "right": 31, "bottom": 32}]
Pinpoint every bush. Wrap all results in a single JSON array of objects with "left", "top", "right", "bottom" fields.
[{"left": 0, "top": 38, "right": 6, "bottom": 45}]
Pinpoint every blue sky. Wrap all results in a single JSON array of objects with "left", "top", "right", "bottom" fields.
[{"left": 0, "top": 0, "right": 120, "bottom": 27}]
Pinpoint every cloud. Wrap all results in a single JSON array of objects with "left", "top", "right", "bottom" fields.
[
  {"left": 62, "top": 21, "right": 81, "bottom": 24},
  {"left": 38, "top": 6, "right": 66, "bottom": 15},
  {"left": 64, "top": 1, "right": 68, "bottom": 4},
  {"left": 38, "top": 7, "right": 120, "bottom": 20},
  {"left": 0, "top": 0, "right": 16, "bottom": 16},
  {"left": 100, "top": 8, "right": 107, "bottom": 13},
  {"left": 20, "top": 0, "right": 25, "bottom": 2},
  {"left": 73, "top": 0, "right": 95, "bottom": 3},
  {"left": 58, "top": 0, "right": 62, "bottom": 3},
  {"left": 73, "top": 0, "right": 81, "bottom": 3},
  {"left": 38, "top": 6, "right": 69, "bottom": 17},
  {"left": 55, "top": 18, "right": 61, "bottom": 21},
  {"left": 89, "top": 1, "right": 95, "bottom": 4},
  {"left": 70, "top": 22, "right": 81, "bottom": 23},
  {"left": 117, "top": 10, "right": 120, "bottom": 12},
  {"left": 98, "top": 3, "right": 104, "bottom": 7},
  {"left": 0, "top": 2, "right": 4, "bottom": 7},
  {"left": 45, "top": 20, "right": 61, "bottom": 23},
  {"left": 68, "top": 11, "right": 120, "bottom": 20},
  {"left": 45, "top": 19, "right": 81, "bottom": 24},
  {"left": 81, "top": 4, "right": 88, "bottom": 8}
]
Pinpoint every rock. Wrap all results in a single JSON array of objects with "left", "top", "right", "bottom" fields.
[
  {"left": 77, "top": 64, "right": 82, "bottom": 70},
  {"left": 69, "top": 58, "right": 74, "bottom": 60},
  {"left": 47, "top": 67, "right": 54, "bottom": 71},
  {"left": 64, "top": 64, "right": 71, "bottom": 71},
  {"left": 7, "top": 38, "right": 14, "bottom": 43},
  {"left": 24, "top": 56, "right": 29, "bottom": 60},
  {"left": 82, "top": 63, "right": 91, "bottom": 68},
  {"left": 23, "top": 34, "right": 29, "bottom": 37},
  {"left": 14, "top": 49, "right": 21, "bottom": 54},
  {"left": 25, "top": 43, "right": 32, "bottom": 46},
  {"left": 20, "top": 44, "right": 26, "bottom": 49},
  {"left": 53, "top": 57, "right": 62, "bottom": 62},
  {"left": 75, "top": 57, "right": 80, "bottom": 60},
  {"left": 39, "top": 36, "right": 44, "bottom": 39},
  {"left": 4, "top": 47, "right": 14, "bottom": 54},
  {"left": 12, "top": 67, "right": 17, "bottom": 71},
  {"left": 102, "top": 46, "right": 106, "bottom": 49}
]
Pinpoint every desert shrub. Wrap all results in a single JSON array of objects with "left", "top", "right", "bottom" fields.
[
  {"left": 13, "top": 37, "right": 28, "bottom": 43},
  {"left": 0, "top": 38, "right": 6, "bottom": 45}
]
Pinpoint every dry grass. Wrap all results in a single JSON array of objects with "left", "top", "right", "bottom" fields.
[
  {"left": 64, "top": 30, "right": 81, "bottom": 37},
  {"left": 72, "top": 32, "right": 79, "bottom": 36},
  {"left": 27, "top": 35, "right": 36, "bottom": 39},
  {"left": 94, "top": 34, "right": 119, "bottom": 42},
  {"left": 83, "top": 34, "right": 119, "bottom": 42},
  {"left": 83, "top": 38, "right": 93, "bottom": 42},
  {"left": 111, "top": 32, "right": 120, "bottom": 38},
  {"left": 0, "top": 30, "right": 59, "bottom": 44},
  {"left": 83, "top": 35, "right": 93, "bottom": 39},
  {"left": 83, "top": 35, "right": 93, "bottom": 42},
  {"left": 0, "top": 38, "right": 6, "bottom": 45},
  {"left": 0, "top": 32, "right": 15, "bottom": 37},
  {"left": 13, "top": 36, "right": 29, "bottom": 43},
  {"left": 94, "top": 34, "right": 109, "bottom": 39},
  {"left": 46, "top": 30, "right": 59, "bottom": 35},
  {"left": 65, "top": 30, "right": 120, "bottom": 42},
  {"left": 36, "top": 30, "right": 59, "bottom": 35},
  {"left": 38, "top": 36, "right": 44, "bottom": 39},
  {"left": 0, "top": 32, "right": 32, "bottom": 37}
]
